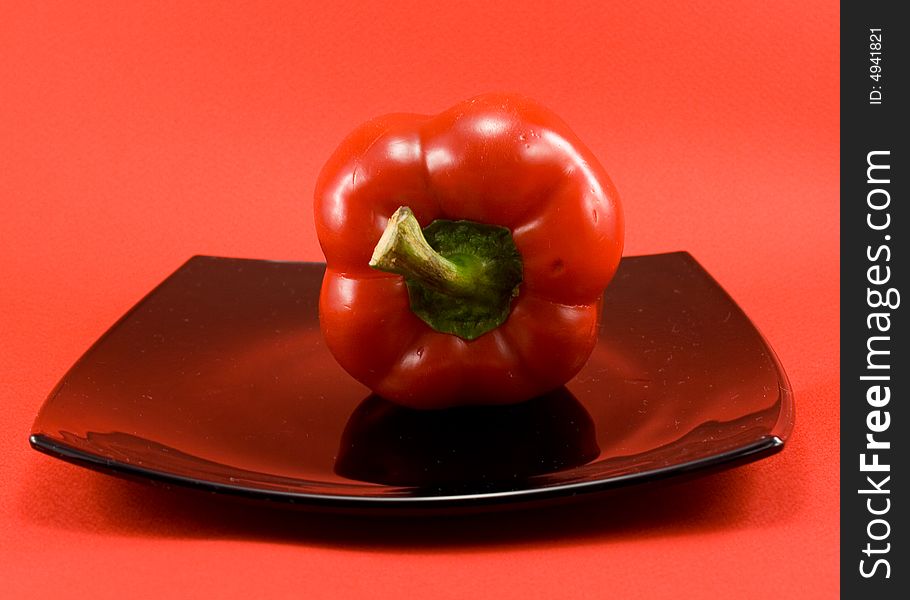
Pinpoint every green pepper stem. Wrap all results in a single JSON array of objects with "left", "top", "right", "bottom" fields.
[{"left": 370, "top": 206, "right": 491, "bottom": 300}]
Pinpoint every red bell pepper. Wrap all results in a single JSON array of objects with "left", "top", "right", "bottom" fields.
[{"left": 315, "top": 93, "right": 623, "bottom": 409}]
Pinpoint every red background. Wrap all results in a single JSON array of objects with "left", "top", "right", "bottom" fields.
[{"left": 1, "top": 1, "right": 838, "bottom": 598}]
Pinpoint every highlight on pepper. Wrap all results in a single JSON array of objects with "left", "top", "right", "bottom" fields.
[{"left": 314, "top": 93, "right": 623, "bottom": 409}]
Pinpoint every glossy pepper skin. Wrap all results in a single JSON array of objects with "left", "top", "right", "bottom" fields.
[{"left": 314, "top": 93, "right": 623, "bottom": 409}]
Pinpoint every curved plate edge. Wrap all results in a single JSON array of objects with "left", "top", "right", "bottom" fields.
[{"left": 29, "top": 433, "right": 785, "bottom": 514}]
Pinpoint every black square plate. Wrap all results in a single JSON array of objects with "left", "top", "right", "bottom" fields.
[{"left": 30, "top": 253, "right": 793, "bottom": 513}]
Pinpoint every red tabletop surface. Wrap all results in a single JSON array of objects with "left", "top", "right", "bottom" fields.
[{"left": 1, "top": 1, "right": 838, "bottom": 598}]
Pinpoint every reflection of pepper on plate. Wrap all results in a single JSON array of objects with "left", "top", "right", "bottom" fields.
[
  {"left": 334, "top": 387, "right": 600, "bottom": 490},
  {"left": 315, "top": 94, "right": 623, "bottom": 409}
]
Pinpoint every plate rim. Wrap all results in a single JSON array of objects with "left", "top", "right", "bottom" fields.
[{"left": 29, "top": 432, "right": 783, "bottom": 509}]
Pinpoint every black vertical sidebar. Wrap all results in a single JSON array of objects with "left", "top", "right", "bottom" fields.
[{"left": 841, "top": 1, "right": 907, "bottom": 596}]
